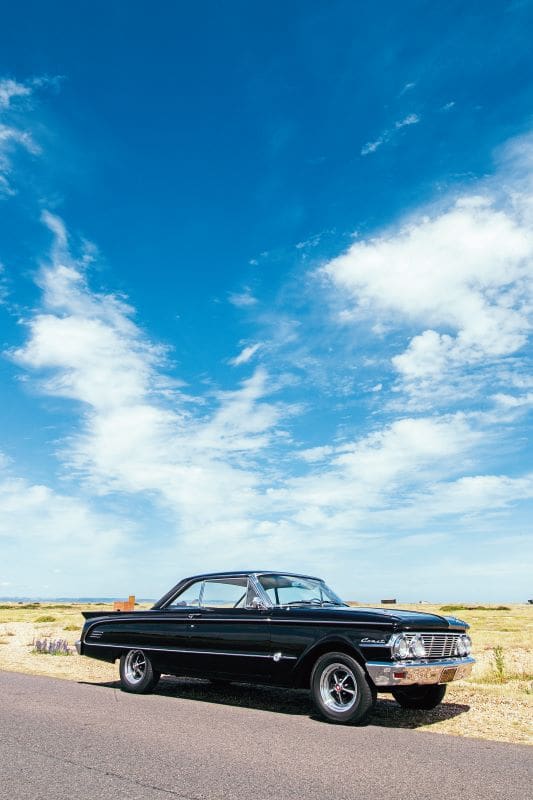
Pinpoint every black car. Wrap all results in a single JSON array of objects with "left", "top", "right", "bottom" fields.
[{"left": 77, "top": 571, "right": 474, "bottom": 724}]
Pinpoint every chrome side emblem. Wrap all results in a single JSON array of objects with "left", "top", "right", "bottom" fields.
[{"left": 273, "top": 651, "right": 282, "bottom": 662}]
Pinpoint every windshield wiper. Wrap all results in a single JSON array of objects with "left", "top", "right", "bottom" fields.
[
  {"left": 283, "top": 599, "right": 321, "bottom": 606},
  {"left": 283, "top": 598, "right": 344, "bottom": 607},
  {"left": 320, "top": 600, "right": 348, "bottom": 606}
]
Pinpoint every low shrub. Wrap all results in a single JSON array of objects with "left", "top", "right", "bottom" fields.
[
  {"left": 34, "top": 615, "right": 57, "bottom": 623},
  {"left": 440, "top": 605, "right": 510, "bottom": 612},
  {"left": 492, "top": 645, "right": 506, "bottom": 683},
  {"left": 63, "top": 624, "right": 79, "bottom": 631},
  {"left": 32, "top": 638, "right": 71, "bottom": 655}
]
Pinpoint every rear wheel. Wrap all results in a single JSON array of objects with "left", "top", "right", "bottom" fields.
[
  {"left": 392, "top": 684, "right": 447, "bottom": 710},
  {"left": 119, "top": 649, "right": 160, "bottom": 694},
  {"left": 310, "top": 652, "right": 375, "bottom": 724}
]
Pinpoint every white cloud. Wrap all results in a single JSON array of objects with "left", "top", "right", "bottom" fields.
[
  {"left": 323, "top": 172, "right": 533, "bottom": 404},
  {"left": 295, "top": 232, "right": 323, "bottom": 249},
  {"left": 228, "top": 289, "right": 258, "bottom": 307},
  {"left": 0, "top": 78, "right": 31, "bottom": 109},
  {"left": 298, "top": 445, "right": 335, "bottom": 463},
  {"left": 361, "top": 114, "right": 420, "bottom": 156},
  {"left": 11, "top": 214, "right": 287, "bottom": 545},
  {"left": 0, "top": 474, "right": 126, "bottom": 549},
  {"left": 492, "top": 391, "right": 533, "bottom": 409},
  {"left": 274, "top": 414, "right": 482, "bottom": 523},
  {"left": 399, "top": 82, "right": 416, "bottom": 95},
  {"left": 361, "top": 135, "right": 386, "bottom": 156},
  {"left": 416, "top": 473, "right": 533, "bottom": 516},
  {"left": 395, "top": 113, "right": 419, "bottom": 128},
  {"left": 229, "top": 342, "right": 262, "bottom": 366},
  {"left": 0, "top": 78, "right": 41, "bottom": 195},
  {"left": 0, "top": 451, "right": 132, "bottom": 594}
]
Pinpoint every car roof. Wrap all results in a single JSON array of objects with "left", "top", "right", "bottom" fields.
[
  {"left": 182, "top": 570, "right": 323, "bottom": 582},
  {"left": 152, "top": 570, "right": 326, "bottom": 608}
]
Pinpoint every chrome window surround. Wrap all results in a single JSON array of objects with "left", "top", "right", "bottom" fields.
[
  {"left": 166, "top": 575, "right": 260, "bottom": 610},
  {"left": 162, "top": 573, "right": 346, "bottom": 611}
]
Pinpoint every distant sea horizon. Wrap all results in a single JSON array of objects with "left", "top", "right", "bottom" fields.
[
  {"left": 0, "top": 596, "right": 526, "bottom": 605},
  {"left": 0, "top": 597, "right": 157, "bottom": 603}
]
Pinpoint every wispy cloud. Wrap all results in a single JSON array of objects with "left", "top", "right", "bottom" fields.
[
  {"left": 394, "top": 113, "right": 419, "bottom": 129},
  {"left": 361, "top": 113, "right": 420, "bottom": 156},
  {"left": 0, "top": 78, "right": 42, "bottom": 195},
  {"left": 228, "top": 288, "right": 258, "bottom": 307},
  {"left": 0, "top": 78, "right": 32, "bottom": 109},
  {"left": 229, "top": 342, "right": 262, "bottom": 366},
  {"left": 0, "top": 450, "right": 132, "bottom": 594},
  {"left": 399, "top": 81, "right": 416, "bottom": 96}
]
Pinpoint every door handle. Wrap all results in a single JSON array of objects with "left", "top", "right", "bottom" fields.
[{"left": 188, "top": 613, "right": 202, "bottom": 619}]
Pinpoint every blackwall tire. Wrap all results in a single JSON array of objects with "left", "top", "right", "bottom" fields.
[
  {"left": 392, "top": 684, "right": 447, "bottom": 710},
  {"left": 119, "top": 649, "right": 160, "bottom": 694},
  {"left": 310, "top": 652, "right": 375, "bottom": 724}
]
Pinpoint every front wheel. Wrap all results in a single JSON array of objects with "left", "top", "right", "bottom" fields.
[
  {"left": 392, "top": 684, "right": 447, "bottom": 710},
  {"left": 119, "top": 649, "right": 160, "bottom": 694},
  {"left": 310, "top": 652, "right": 375, "bottom": 724}
]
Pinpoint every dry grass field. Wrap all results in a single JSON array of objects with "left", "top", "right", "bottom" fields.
[{"left": 0, "top": 601, "right": 531, "bottom": 744}]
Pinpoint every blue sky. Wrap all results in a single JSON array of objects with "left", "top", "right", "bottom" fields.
[{"left": 0, "top": 1, "right": 532, "bottom": 601}]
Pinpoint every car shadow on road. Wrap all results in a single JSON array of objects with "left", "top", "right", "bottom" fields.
[{"left": 80, "top": 676, "right": 470, "bottom": 729}]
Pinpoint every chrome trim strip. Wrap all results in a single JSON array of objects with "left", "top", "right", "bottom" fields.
[
  {"left": 366, "top": 656, "right": 475, "bottom": 687},
  {"left": 84, "top": 615, "right": 394, "bottom": 640},
  {"left": 359, "top": 638, "right": 390, "bottom": 647},
  {"left": 269, "top": 619, "right": 393, "bottom": 626},
  {"left": 82, "top": 641, "right": 298, "bottom": 660}
]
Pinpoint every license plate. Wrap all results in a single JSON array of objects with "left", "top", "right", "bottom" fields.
[{"left": 440, "top": 667, "right": 457, "bottom": 682}]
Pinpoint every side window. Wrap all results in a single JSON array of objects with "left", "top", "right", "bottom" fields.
[
  {"left": 168, "top": 581, "right": 203, "bottom": 608},
  {"left": 201, "top": 578, "right": 249, "bottom": 608}
]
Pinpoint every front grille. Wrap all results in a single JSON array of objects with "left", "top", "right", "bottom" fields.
[{"left": 418, "top": 633, "right": 460, "bottom": 659}]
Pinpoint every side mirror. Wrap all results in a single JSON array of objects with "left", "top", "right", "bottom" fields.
[{"left": 251, "top": 596, "right": 267, "bottom": 610}]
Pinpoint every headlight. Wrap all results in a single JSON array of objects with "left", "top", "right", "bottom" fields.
[
  {"left": 461, "top": 634, "right": 472, "bottom": 656},
  {"left": 456, "top": 637, "right": 466, "bottom": 657},
  {"left": 392, "top": 634, "right": 410, "bottom": 660},
  {"left": 410, "top": 633, "right": 427, "bottom": 658}
]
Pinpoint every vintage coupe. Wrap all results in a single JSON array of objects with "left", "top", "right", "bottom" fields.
[{"left": 77, "top": 571, "right": 474, "bottom": 724}]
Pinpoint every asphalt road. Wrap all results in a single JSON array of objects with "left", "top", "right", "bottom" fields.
[{"left": 0, "top": 671, "right": 531, "bottom": 800}]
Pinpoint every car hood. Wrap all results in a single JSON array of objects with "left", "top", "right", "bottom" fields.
[
  {"left": 359, "top": 607, "right": 467, "bottom": 630},
  {"left": 278, "top": 605, "right": 466, "bottom": 630}
]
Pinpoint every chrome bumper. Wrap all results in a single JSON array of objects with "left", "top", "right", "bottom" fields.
[
  {"left": 75, "top": 640, "right": 81, "bottom": 655},
  {"left": 366, "top": 656, "right": 475, "bottom": 687}
]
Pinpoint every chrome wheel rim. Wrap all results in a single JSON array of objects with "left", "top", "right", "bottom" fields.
[
  {"left": 319, "top": 662, "right": 358, "bottom": 712},
  {"left": 124, "top": 650, "right": 147, "bottom": 684}
]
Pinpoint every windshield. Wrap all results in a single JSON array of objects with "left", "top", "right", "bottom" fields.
[{"left": 257, "top": 574, "right": 346, "bottom": 607}]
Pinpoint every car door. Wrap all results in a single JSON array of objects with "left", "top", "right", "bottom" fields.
[
  {"left": 154, "top": 578, "right": 205, "bottom": 672},
  {"left": 186, "top": 576, "right": 271, "bottom": 679}
]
